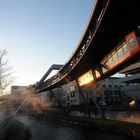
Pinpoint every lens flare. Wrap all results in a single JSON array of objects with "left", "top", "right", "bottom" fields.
[{"left": 78, "top": 70, "right": 94, "bottom": 86}]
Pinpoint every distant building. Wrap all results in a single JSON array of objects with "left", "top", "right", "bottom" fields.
[
  {"left": 38, "top": 91, "right": 55, "bottom": 108},
  {"left": 52, "top": 77, "right": 125, "bottom": 107},
  {"left": 39, "top": 64, "right": 140, "bottom": 108},
  {"left": 49, "top": 81, "right": 82, "bottom": 107},
  {"left": 11, "top": 86, "right": 30, "bottom": 94},
  {"left": 50, "top": 87, "right": 66, "bottom": 107},
  {"left": 62, "top": 80, "right": 82, "bottom": 107},
  {"left": 82, "top": 77, "right": 124, "bottom": 105}
]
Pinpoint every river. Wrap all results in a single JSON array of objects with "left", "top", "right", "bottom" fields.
[{"left": 13, "top": 115, "right": 135, "bottom": 140}]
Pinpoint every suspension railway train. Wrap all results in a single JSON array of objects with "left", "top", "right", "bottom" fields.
[
  {"left": 78, "top": 30, "right": 140, "bottom": 86},
  {"left": 101, "top": 30, "right": 140, "bottom": 74}
]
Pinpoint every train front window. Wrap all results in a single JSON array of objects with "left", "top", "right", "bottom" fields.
[
  {"left": 129, "top": 38, "right": 136, "bottom": 47},
  {"left": 135, "top": 30, "right": 140, "bottom": 44},
  {"left": 122, "top": 43, "right": 128, "bottom": 53},
  {"left": 137, "top": 36, "right": 140, "bottom": 44}
]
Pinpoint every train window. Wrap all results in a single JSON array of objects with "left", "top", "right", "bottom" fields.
[
  {"left": 117, "top": 47, "right": 123, "bottom": 57},
  {"left": 105, "top": 61, "right": 109, "bottom": 65},
  {"left": 95, "top": 70, "right": 100, "bottom": 78},
  {"left": 102, "top": 67, "right": 107, "bottom": 73},
  {"left": 112, "top": 52, "right": 117, "bottom": 61},
  {"left": 129, "top": 38, "right": 136, "bottom": 47},
  {"left": 108, "top": 57, "right": 113, "bottom": 64},
  {"left": 122, "top": 43, "right": 128, "bottom": 53}
]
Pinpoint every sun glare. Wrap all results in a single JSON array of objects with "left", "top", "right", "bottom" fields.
[{"left": 78, "top": 70, "right": 94, "bottom": 86}]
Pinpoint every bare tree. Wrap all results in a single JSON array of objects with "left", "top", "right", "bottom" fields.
[{"left": 0, "top": 49, "right": 13, "bottom": 96}]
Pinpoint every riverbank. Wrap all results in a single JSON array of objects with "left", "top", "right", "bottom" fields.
[
  {"left": 34, "top": 110, "right": 140, "bottom": 139},
  {"left": 52, "top": 115, "right": 140, "bottom": 139}
]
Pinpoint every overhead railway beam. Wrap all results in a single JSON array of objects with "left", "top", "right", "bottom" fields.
[
  {"left": 37, "top": 0, "right": 140, "bottom": 92},
  {"left": 35, "top": 64, "right": 63, "bottom": 90}
]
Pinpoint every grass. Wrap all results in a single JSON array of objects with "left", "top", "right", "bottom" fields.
[{"left": 50, "top": 114, "right": 140, "bottom": 139}]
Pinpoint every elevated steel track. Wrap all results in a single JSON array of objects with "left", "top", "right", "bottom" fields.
[{"left": 38, "top": 0, "right": 140, "bottom": 92}]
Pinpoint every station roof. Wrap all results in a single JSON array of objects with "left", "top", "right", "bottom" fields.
[
  {"left": 119, "top": 73, "right": 140, "bottom": 84},
  {"left": 119, "top": 62, "right": 140, "bottom": 75}
]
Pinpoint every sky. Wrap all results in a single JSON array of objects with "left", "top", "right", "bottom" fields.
[{"left": 0, "top": 0, "right": 94, "bottom": 86}]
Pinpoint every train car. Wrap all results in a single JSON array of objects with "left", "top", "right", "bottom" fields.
[
  {"left": 77, "top": 30, "right": 140, "bottom": 87},
  {"left": 101, "top": 30, "right": 140, "bottom": 74}
]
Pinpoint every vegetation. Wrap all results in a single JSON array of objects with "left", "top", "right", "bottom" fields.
[
  {"left": 0, "top": 49, "right": 13, "bottom": 96},
  {"left": 46, "top": 114, "right": 140, "bottom": 139}
]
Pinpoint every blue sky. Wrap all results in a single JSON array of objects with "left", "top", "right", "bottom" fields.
[{"left": 0, "top": 0, "right": 94, "bottom": 86}]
